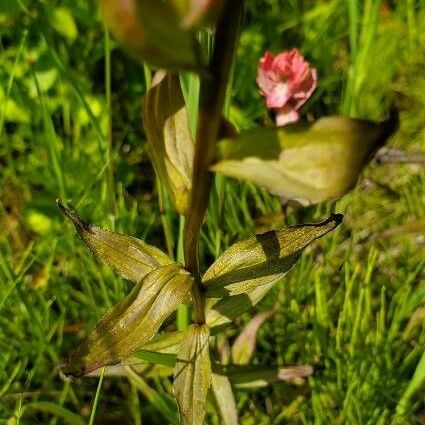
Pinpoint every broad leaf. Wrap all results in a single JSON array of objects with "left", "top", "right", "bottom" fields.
[
  {"left": 211, "top": 373, "right": 238, "bottom": 425},
  {"left": 100, "top": 0, "right": 200, "bottom": 69},
  {"left": 203, "top": 214, "right": 342, "bottom": 327},
  {"left": 143, "top": 72, "right": 194, "bottom": 215},
  {"left": 231, "top": 309, "right": 275, "bottom": 365},
  {"left": 174, "top": 325, "right": 211, "bottom": 425},
  {"left": 63, "top": 264, "right": 193, "bottom": 376},
  {"left": 212, "top": 114, "right": 397, "bottom": 204},
  {"left": 57, "top": 200, "right": 174, "bottom": 284}
]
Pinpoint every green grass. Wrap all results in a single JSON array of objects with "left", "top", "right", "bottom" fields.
[{"left": 1, "top": 0, "right": 424, "bottom": 424}]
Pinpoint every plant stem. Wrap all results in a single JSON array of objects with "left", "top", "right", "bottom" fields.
[
  {"left": 183, "top": 0, "right": 244, "bottom": 324},
  {"left": 104, "top": 25, "right": 117, "bottom": 216}
]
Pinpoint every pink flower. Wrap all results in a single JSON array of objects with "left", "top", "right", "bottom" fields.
[{"left": 257, "top": 49, "right": 317, "bottom": 126}]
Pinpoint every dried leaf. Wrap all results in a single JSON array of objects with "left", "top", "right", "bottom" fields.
[
  {"left": 143, "top": 72, "right": 194, "bottom": 215},
  {"left": 203, "top": 214, "right": 342, "bottom": 327},
  {"left": 211, "top": 373, "right": 238, "bottom": 425},
  {"left": 63, "top": 264, "right": 193, "bottom": 376},
  {"left": 212, "top": 114, "right": 397, "bottom": 204},
  {"left": 231, "top": 309, "right": 275, "bottom": 365},
  {"left": 226, "top": 364, "right": 313, "bottom": 388},
  {"left": 174, "top": 325, "right": 211, "bottom": 425}
]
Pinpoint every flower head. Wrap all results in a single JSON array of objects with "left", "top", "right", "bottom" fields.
[{"left": 257, "top": 49, "right": 317, "bottom": 126}]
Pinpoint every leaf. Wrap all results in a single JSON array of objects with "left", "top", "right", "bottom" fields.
[
  {"left": 211, "top": 373, "right": 238, "bottom": 425},
  {"left": 50, "top": 7, "right": 78, "bottom": 41},
  {"left": 203, "top": 214, "right": 342, "bottom": 327},
  {"left": 142, "top": 330, "right": 186, "bottom": 354},
  {"left": 25, "top": 402, "right": 85, "bottom": 425},
  {"left": 99, "top": 0, "right": 200, "bottom": 69},
  {"left": 174, "top": 324, "right": 211, "bottom": 425},
  {"left": 57, "top": 200, "right": 174, "bottom": 284},
  {"left": 135, "top": 350, "right": 177, "bottom": 367},
  {"left": 136, "top": 0, "right": 200, "bottom": 69},
  {"left": 396, "top": 349, "right": 425, "bottom": 417},
  {"left": 63, "top": 264, "right": 193, "bottom": 376},
  {"left": 126, "top": 367, "right": 180, "bottom": 425},
  {"left": 212, "top": 114, "right": 397, "bottom": 205},
  {"left": 225, "top": 365, "right": 313, "bottom": 389},
  {"left": 143, "top": 72, "right": 194, "bottom": 215},
  {"left": 231, "top": 309, "right": 275, "bottom": 365},
  {"left": 180, "top": 0, "right": 224, "bottom": 29}
]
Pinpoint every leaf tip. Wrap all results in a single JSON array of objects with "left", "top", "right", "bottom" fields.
[
  {"left": 56, "top": 199, "right": 92, "bottom": 233},
  {"left": 329, "top": 213, "right": 344, "bottom": 225}
]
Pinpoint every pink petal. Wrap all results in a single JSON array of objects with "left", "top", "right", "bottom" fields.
[
  {"left": 275, "top": 105, "right": 299, "bottom": 126},
  {"left": 257, "top": 51, "right": 278, "bottom": 96},
  {"left": 267, "top": 81, "right": 291, "bottom": 108},
  {"left": 256, "top": 48, "right": 317, "bottom": 125},
  {"left": 291, "top": 68, "right": 317, "bottom": 109}
]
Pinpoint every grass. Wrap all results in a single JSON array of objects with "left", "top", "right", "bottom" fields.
[{"left": 0, "top": 0, "right": 424, "bottom": 424}]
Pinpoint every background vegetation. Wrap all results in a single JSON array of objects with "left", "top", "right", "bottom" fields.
[{"left": 1, "top": 0, "right": 424, "bottom": 423}]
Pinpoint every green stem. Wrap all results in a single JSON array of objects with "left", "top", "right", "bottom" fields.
[
  {"left": 177, "top": 215, "right": 189, "bottom": 330},
  {"left": 88, "top": 367, "right": 105, "bottom": 425},
  {"left": 183, "top": 0, "right": 244, "bottom": 324},
  {"left": 104, "top": 25, "right": 116, "bottom": 216}
]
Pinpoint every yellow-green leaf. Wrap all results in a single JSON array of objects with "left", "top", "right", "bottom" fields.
[
  {"left": 211, "top": 373, "right": 238, "bottom": 425},
  {"left": 143, "top": 72, "right": 194, "bottom": 215},
  {"left": 51, "top": 7, "right": 78, "bottom": 41},
  {"left": 174, "top": 324, "right": 211, "bottom": 425},
  {"left": 64, "top": 264, "right": 193, "bottom": 376},
  {"left": 57, "top": 200, "right": 174, "bottom": 284},
  {"left": 212, "top": 114, "right": 397, "bottom": 205},
  {"left": 203, "top": 214, "right": 342, "bottom": 327}
]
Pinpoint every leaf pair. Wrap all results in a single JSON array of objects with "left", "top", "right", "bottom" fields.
[
  {"left": 59, "top": 203, "right": 342, "bottom": 423},
  {"left": 57, "top": 202, "right": 192, "bottom": 376},
  {"left": 143, "top": 71, "right": 397, "bottom": 214},
  {"left": 59, "top": 202, "right": 342, "bottom": 376}
]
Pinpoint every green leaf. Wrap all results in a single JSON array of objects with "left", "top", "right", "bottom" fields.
[
  {"left": 63, "top": 264, "right": 193, "bottom": 376},
  {"left": 135, "top": 350, "right": 177, "bottom": 367},
  {"left": 396, "top": 349, "right": 425, "bottom": 417},
  {"left": 143, "top": 72, "right": 195, "bottom": 215},
  {"left": 99, "top": 0, "right": 200, "bottom": 69},
  {"left": 125, "top": 367, "right": 180, "bottom": 425},
  {"left": 50, "top": 7, "right": 78, "bottom": 41},
  {"left": 57, "top": 200, "right": 174, "bottom": 284},
  {"left": 203, "top": 214, "right": 342, "bottom": 327},
  {"left": 174, "top": 324, "right": 211, "bottom": 425},
  {"left": 211, "top": 373, "right": 238, "bottom": 425},
  {"left": 231, "top": 309, "right": 275, "bottom": 365},
  {"left": 212, "top": 114, "right": 397, "bottom": 204},
  {"left": 142, "top": 330, "right": 186, "bottom": 354},
  {"left": 25, "top": 402, "right": 85, "bottom": 425}
]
